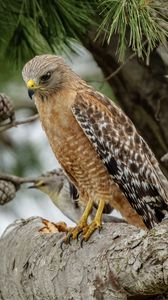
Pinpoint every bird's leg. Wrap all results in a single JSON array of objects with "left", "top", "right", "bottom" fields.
[
  {"left": 82, "top": 199, "right": 105, "bottom": 242},
  {"left": 64, "top": 198, "right": 93, "bottom": 241}
]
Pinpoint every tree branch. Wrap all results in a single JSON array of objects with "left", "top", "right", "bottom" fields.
[
  {"left": 0, "top": 114, "right": 39, "bottom": 132},
  {"left": 0, "top": 217, "right": 168, "bottom": 299},
  {"left": 0, "top": 173, "right": 36, "bottom": 185},
  {"left": 88, "top": 40, "right": 148, "bottom": 84}
]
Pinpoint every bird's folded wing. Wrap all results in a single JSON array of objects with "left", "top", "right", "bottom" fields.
[{"left": 71, "top": 90, "right": 168, "bottom": 228}]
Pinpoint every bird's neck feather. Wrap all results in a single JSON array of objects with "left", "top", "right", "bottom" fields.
[{"left": 34, "top": 87, "right": 78, "bottom": 145}]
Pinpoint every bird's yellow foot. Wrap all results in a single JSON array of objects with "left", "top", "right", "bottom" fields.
[
  {"left": 82, "top": 219, "right": 102, "bottom": 242},
  {"left": 61, "top": 199, "right": 105, "bottom": 249},
  {"left": 39, "top": 218, "right": 69, "bottom": 233},
  {"left": 63, "top": 220, "right": 89, "bottom": 243},
  {"left": 61, "top": 198, "right": 94, "bottom": 247},
  {"left": 81, "top": 198, "right": 105, "bottom": 246}
]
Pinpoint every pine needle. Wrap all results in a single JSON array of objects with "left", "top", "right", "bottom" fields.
[{"left": 96, "top": 0, "right": 168, "bottom": 61}]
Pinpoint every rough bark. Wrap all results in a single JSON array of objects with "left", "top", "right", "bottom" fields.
[
  {"left": 0, "top": 217, "right": 168, "bottom": 300},
  {"left": 83, "top": 32, "right": 168, "bottom": 176}
]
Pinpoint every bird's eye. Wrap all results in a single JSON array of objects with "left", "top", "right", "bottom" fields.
[{"left": 40, "top": 71, "right": 52, "bottom": 83}]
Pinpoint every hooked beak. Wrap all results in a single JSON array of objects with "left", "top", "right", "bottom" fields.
[
  {"left": 28, "top": 180, "right": 45, "bottom": 189},
  {"left": 28, "top": 184, "right": 37, "bottom": 189},
  {"left": 27, "top": 79, "right": 37, "bottom": 99},
  {"left": 28, "top": 181, "right": 39, "bottom": 189},
  {"left": 28, "top": 89, "right": 35, "bottom": 99}
]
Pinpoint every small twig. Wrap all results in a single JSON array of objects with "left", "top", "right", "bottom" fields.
[
  {"left": 155, "top": 98, "right": 161, "bottom": 122},
  {"left": 0, "top": 173, "right": 37, "bottom": 185},
  {"left": 88, "top": 40, "right": 148, "bottom": 84},
  {"left": 88, "top": 52, "right": 137, "bottom": 84},
  {"left": 105, "top": 52, "right": 137, "bottom": 81},
  {"left": 161, "top": 153, "right": 168, "bottom": 163},
  {"left": 0, "top": 114, "right": 39, "bottom": 132}
]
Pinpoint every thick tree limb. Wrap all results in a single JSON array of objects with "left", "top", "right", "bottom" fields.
[{"left": 0, "top": 217, "right": 168, "bottom": 299}]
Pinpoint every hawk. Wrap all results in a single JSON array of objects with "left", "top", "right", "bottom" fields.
[{"left": 22, "top": 54, "right": 168, "bottom": 242}]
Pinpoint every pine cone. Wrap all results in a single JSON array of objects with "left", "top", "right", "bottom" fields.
[
  {"left": 0, "top": 93, "right": 15, "bottom": 123},
  {"left": 0, "top": 180, "right": 16, "bottom": 205}
]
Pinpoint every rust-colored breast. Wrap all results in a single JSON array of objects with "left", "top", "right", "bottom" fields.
[{"left": 35, "top": 89, "right": 146, "bottom": 229}]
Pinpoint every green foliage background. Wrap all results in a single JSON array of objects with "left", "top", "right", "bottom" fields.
[{"left": 0, "top": 0, "right": 167, "bottom": 66}]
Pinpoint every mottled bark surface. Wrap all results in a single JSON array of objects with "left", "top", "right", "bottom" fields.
[
  {"left": 0, "top": 217, "right": 168, "bottom": 300},
  {"left": 84, "top": 33, "right": 168, "bottom": 176}
]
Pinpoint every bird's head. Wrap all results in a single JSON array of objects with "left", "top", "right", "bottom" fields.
[
  {"left": 22, "top": 54, "right": 69, "bottom": 99},
  {"left": 29, "top": 174, "right": 64, "bottom": 200},
  {"left": 29, "top": 179, "right": 49, "bottom": 194}
]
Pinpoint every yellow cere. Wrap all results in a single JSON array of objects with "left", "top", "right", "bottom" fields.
[{"left": 27, "top": 79, "right": 36, "bottom": 89}]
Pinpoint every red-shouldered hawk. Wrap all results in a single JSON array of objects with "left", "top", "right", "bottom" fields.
[{"left": 22, "top": 54, "right": 168, "bottom": 242}]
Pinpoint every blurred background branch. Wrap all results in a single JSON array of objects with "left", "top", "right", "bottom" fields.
[{"left": 0, "top": 113, "right": 38, "bottom": 132}]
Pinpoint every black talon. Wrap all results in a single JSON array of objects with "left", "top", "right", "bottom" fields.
[
  {"left": 80, "top": 238, "right": 85, "bottom": 248},
  {"left": 60, "top": 239, "right": 66, "bottom": 252},
  {"left": 77, "top": 230, "right": 83, "bottom": 241},
  {"left": 98, "top": 226, "right": 102, "bottom": 233},
  {"left": 67, "top": 233, "right": 72, "bottom": 244},
  {"left": 60, "top": 247, "right": 64, "bottom": 258}
]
